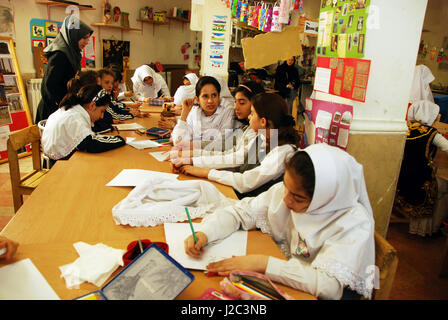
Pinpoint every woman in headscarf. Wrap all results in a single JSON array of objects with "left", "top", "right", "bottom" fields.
[
  {"left": 130, "top": 65, "right": 170, "bottom": 102},
  {"left": 184, "top": 143, "right": 375, "bottom": 300},
  {"left": 274, "top": 56, "right": 301, "bottom": 114},
  {"left": 394, "top": 100, "right": 448, "bottom": 236},
  {"left": 36, "top": 15, "right": 93, "bottom": 122},
  {"left": 171, "top": 73, "right": 199, "bottom": 115}
]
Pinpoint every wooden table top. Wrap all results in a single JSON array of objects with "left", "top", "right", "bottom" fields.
[{"left": 0, "top": 115, "right": 315, "bottom": 300}]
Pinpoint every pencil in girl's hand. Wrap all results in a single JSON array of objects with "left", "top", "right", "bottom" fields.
[{"left": 185, "top": 207, "right": 197, "bottom": 243}]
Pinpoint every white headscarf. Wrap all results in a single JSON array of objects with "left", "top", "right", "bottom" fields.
[
  {"left": 291, "top": 144, "right": 375, "bottom": 298},
  {"left": 409, "top": 65, "right": 435, "bottom": 103},
  {"left": 173, "top": 73, "right": 199, "bottom": 106},
  {"left": 131, "top": 65, "right": 165, "bottom": 98},
  {"left": 407, "top": 100, "right": 440, "bottom": 126}
]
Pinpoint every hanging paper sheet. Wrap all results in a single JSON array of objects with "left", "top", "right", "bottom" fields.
[
  {"left": 314, "top": 56, "right": 371, "bottom": 102},
  {"left": 304, "top": 98, "right": 353, "bottom": 150},
  {"left": 317, "top": 0, "right": 370, "bottom": 58}
]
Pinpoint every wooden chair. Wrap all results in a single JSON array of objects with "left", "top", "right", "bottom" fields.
[
  {"left": 7, "top": 125, "right": 49, "bottom": 212},
  {"left": 372, "top": 231, "right": 399, "bottom": 300}
]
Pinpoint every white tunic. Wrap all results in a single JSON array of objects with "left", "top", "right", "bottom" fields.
[
  {"left": 197, "top": 144, "right": 375, "bottom": 300},
  {"left": 131, "top": 65, "right": 170, "bottom": 101},
  {"left": 207, "top": 144, "right": 296, "bottom": 193},
  {"left": 171, "top": 104, "right": 235, "bottom": 144},
  {"left": 191, "top": 127, "right": 258, "bottom": 169},
  {"left": 42, "top": 104, "right": 92, "bottom": 160}
]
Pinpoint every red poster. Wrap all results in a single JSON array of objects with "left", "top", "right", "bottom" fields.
[{"left": 314, "top": 56, "right": 371, "bottom": 102}]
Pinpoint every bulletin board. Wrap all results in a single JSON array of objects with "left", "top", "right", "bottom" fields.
[
  {"left": 317, "top": 0, "right": 370, "bottom": 58},
  {"left": 314, "top": 56, "right": 371, "bottom": 102},
  {"left": 0, "top": 37, "right": 33, "bottom": 164},
  {"left": 29, "top": 18, "right": 62, "bottom": 52}
]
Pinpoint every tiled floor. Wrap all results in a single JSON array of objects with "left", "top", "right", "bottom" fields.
[{"left": 0, "top": 157, "right": 447, "bottom": 299}]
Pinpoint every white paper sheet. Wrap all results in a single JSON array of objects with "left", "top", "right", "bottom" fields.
[
  {"left": 164, "top": 223, "right": 248, "bottom": 270},
  {"left": 314, "top": 67, "right": 332, "bottom": 93},
  {"left": 106, "top": 169, "right": 178, "bottom": 187},
  {"left": 0, "top": 258, "right": 60, "bottom": 300},
  {"left": 113, "top": 123, "right": 145, "bottom": 131},
  {"left": 149, "top": 151, "right": 170, "bottom": 162},
  {"left": 127, "top": 139, "right": 162, "bottom": 150}
]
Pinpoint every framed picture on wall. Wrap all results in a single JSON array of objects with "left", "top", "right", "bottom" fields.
[
  {"left": 32, "top": 39, "right": 46, "bottom": 48},
  {"left": 46, "top": 36, "right": 56, "bottom": 47},
  {"left": 32, "top": 25, "right": 45, "bottom": 39},
  {"left": 45, "top": 21, "right": 59, "bottom": 36}
]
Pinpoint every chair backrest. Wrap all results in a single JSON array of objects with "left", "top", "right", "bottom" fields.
[
  {"left": 7, "top": 125, "right": 43, "bottom": 173},
  {"left": 372, "top": 231, "right": 398, "bottom": 300}
]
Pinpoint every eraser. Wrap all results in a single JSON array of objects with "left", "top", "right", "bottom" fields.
[{"left": 0, "top": 247, "right": 7, "bottom": 256}]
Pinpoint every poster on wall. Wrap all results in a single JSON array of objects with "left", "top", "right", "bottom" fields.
[
  {"left": 29, "top": 18, "right": 62, "bottom": 52},
  {"left": 304, "top": 98, "right": 353, "bottom": 150},
  {"left": 0, "top": 1, "right": 14, "bottom": 39},
  {"left": 317, "top": 0, "right": 370, "bottom": 58},
  {"left": 208, "top": 14, "right": 228, "bottom": 71},
  {"left": 82, "top": 36, "right": 95, "bottom": 68},
  {"left": 314, "top": 56, "right": 371, "bottom": 102},
  {"left": 102, "top": 39, "right": 130, "bottom": 69}
]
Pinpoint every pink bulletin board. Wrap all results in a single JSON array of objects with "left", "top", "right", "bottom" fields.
[{"left": 314, "top": 56, "right": 371, "bottom": 102}]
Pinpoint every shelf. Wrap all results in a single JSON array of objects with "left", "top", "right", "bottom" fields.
[
  {"left": 91, "top": 23, "right": 142, "bottom": 32},
  {"left": 36, "top": 0, "right": 95, "bottom": 19},
  {"left": 167, "top": 16, "right": 190, "bottom": 23},
  {"left": 136, "top": 19, "right": 169, "bottom": 26},
  {"left": 36, "top": 1, "right": 95, "bottom": 10}
]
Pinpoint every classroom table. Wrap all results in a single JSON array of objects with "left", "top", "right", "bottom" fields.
[{"left": 0, "top": 113, "right": 315, "bottom": 300}]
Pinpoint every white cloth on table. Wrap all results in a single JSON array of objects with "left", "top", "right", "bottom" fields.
[
  {"left": 59, "top": 242, "right": 125, "bottom": 289},
  {"left": 112, "top": 176, "right": 234, "bottom": 227}
]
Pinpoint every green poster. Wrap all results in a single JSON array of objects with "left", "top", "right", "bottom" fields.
[{"left": 317, "top": 0, "right": 370, "bottom": 58}]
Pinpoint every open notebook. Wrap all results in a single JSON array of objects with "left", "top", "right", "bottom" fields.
[{"left": 163, "top": 222, "right": 248, "bottom": 270}]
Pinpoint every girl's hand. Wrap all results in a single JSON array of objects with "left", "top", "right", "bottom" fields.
[
  {"left": 180, "top": 98, "right": 195, "bottom": 121},
  {"left": 144, "top": 97, "right": 152, "bottom": 103},
  {"left": 184, "top": 232, "right": 208, "bottom": 258},
  {"left": 128, "top": 102, "right": 142, "bottom": 109},
  {"left": 206, "top": 255, "right": 269, "bottom": 276},
  {"left": 179, "top": 165, "right": 210, "bottom": 178},
  {"left": 125, "top": 91, "right": 134, "bottom": 98},
  {"left": 0, "top": 236, "right": 18, "bottom": 261}
]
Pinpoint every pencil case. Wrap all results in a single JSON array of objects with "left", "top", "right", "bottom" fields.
[
  {"left": 146, "top": 127, "right": 171, "bottom": 139},
  {"left": 219, "top": 270, "right": 294, "bottom": 300}
]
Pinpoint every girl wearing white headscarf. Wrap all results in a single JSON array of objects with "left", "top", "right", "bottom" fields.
[
  {"left": 409, "top": 65, "right": 435, "bottom": 103},
  {"left": 173, "top": 73, "right": 199, "bottom": 107},
  {"left": 131, "top": 65, "right": 170, "bottom": 102},
  {"left": 394, "top": 100, "right": 448, "bottom": 236},
  {"left": 184, "top": 144, "right": 375, "bottom": 300}
]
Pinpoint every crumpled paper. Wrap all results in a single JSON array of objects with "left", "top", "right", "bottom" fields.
[{"left": 59, "top": 242, "right": 125, "bottom": 289}]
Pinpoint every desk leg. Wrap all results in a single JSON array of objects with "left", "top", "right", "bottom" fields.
[{"left": 440, "top": 237, "right": 448, "bottom": 277}]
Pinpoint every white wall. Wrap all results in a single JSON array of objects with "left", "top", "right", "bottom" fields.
[
  {"left": 11, "top": 0, "right": 199, "bottom": 74},
  {"left": 315, "top": 0, "right": 428, "bottom": 134}
]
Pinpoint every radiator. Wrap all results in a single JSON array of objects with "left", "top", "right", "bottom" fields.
[{"left": 26, "top": 78, "right": 42, "bottom": 123}]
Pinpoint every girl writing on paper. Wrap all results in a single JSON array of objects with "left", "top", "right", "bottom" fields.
[
  {"left": 393, "top": 100, "right": 448, "bottom": 236},
  {"left": 170, "top": 81, "right": 265, "bottom": 167},
  {"left": 131, "top": 65, "right": 171, "bottom": 103},
  {"left": 42, "top": 85, "right": 125, "bottom": 168},
  {"left": 173, "top": 93, "right": 301, "bottom": 199},
  {"left": 36, "top": 15, "right": 93, "bottom": 122},
  {"left": 184, "top": 143, "right": 375, "bottom": 300},
  {"left": 172, "top": 73, "right": 200, "bottom": 115},
  {"left": 171, "top": 76, "right": 235, "bottom": 146}
]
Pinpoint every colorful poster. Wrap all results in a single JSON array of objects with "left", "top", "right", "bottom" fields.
[
  {"left": 29, "top": 19, "right": 62, "bottom": 52},
  {"left": 317, "top": 0, "right": 370, "bottom": 58},
  {"left": 304, "top": 98, "right": 353, "bottom": 150},
  {"left": 208, "top": 14, "right": 228, "bottom": 71},
  {"left": 314, "top": 56, "right": 371, "bottom": 102}
]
